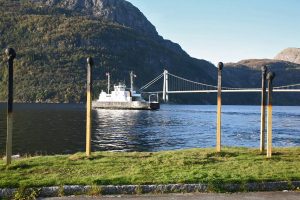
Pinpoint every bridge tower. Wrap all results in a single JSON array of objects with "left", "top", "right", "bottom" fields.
[{"left": 163, "top": 69, "right": 169, "bottom": 102}]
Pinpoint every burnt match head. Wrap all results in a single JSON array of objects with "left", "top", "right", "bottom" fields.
[
  {"left": 87, "top": 57, "right": 94, "bottom": 66},
  {"left": 5, "top": 48, "right": 16, "bottom": 60},
  {"left": 262, "top": 65, "right": 267, "bottom": 74},
  {"left": 267, "top": 71, "right": 275, "bottom": 81},
  {"left": 218, "top": 62, "right": 224, "bottom": 71}
]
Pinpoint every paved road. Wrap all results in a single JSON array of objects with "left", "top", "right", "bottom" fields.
[{"left": 41, "top": 191, "right": 300, "bottom": 200}]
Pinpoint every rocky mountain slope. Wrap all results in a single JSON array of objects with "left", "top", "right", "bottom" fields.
[
  {"left": 223, "top": 59, "right": 300, "bottom": 105},
  {"left": 274, "top": 48, "right": 300, "bottom": 65},
  {"left": 0, "top": 0, "right": 216, "bottom": 103},
  {"left": 0, "top": 0, "right": 299, "bottom": 105},
  {"left": 32, "top": 0, "right": 159, "bottom": 37}
]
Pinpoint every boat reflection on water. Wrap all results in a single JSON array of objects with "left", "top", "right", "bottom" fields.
[
  {"left": 92, "top": 109, "right": 156, "bottom": 152},
  {"left": 92, "top": 107, "right": 189, "bottom": 152},
  {"left": 1, "top": 104, "right": 299, "bottom": 155}
]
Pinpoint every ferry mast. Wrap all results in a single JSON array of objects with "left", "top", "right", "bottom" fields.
[
  {"left": 106, "top": 72, "right": 110, "bottom": 94},
  {"left": 130, "top": 71, "right": 136, "bottom": 93}
]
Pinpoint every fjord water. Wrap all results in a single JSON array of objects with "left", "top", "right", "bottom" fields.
[{"left": 0, "top": 104, "right": 299, "bottom": 155}]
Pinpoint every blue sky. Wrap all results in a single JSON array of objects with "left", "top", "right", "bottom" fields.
[{"left": 126, "top": 0, "right": 300, "bottom": 65}]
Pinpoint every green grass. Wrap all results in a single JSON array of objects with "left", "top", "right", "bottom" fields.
[{"left": 1, "top": 147, "right": 300, "bottom": 189}]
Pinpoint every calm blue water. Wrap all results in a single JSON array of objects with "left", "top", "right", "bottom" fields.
[{"left": 0, "top": 104, "right": 299, "bottom": 155}]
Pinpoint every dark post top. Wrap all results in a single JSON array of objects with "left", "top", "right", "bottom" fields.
[
  {"left": 5, "top": 48, "right": 16, "bottom": 61},
  {"left": 87, "top": 57, "right": 94, "bottom": 66},
  {"left": 267, "top": 72, "right": 275, "bottom": 82},
  {"left": 262, "top": 65, "right": 267, "bottom": 74},
  {"left": 218, "top": 62, "right": 223, "bottom": 71},
  {"left": 5, "top": 48, "right": 16, "bottom": 114}
]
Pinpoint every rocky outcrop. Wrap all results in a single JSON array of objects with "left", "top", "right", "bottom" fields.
[
  {"left": 0, "top": 0, "right": 216, "bottom": 104},
  {"left": 32, "top": 0, "right": 159, "bottom": 37},
  {"left": 274, "top": 48, "right": 300, "bottom": 64},
  {"left": 30, "top": 0, "right": 188, "bottom": 57}
]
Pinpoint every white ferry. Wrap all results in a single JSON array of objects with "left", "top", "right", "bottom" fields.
[{"left": 92, "top": 72, "right": 160, "bottom": 110}]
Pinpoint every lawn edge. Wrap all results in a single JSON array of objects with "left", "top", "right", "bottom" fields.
[{"left": 1, "top": 181, "right": 300, "bottom": 198}]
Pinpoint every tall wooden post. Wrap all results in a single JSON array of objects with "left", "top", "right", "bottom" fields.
[
  {"left": 260, "top": 66, "right": 267, "bottom": 152},
  {"left": 216, "top": 62, "right": 223, "bottom": 152},
  {"left": 86, "top": 57, "right": 93, "bottom": 157},
  {"left": 5, "top": 48, "right": 16, "bottom": 165},
  {"left": 266, "top": 72, "right": 275, "bottom": 158}
]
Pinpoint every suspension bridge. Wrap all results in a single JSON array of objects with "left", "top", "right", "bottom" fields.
[
  {"left": 140, "top": 69, "right": 300, "bottom": 101},
  {"left": 139, "top": 63, "right": 300, "bottom": 157}
]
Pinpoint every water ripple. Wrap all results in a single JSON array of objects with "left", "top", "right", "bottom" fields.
[{"left": 0, "top": 104, "right": 299, "bottom": 155}]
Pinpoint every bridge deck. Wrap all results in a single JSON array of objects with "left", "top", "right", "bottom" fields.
[
  {"left": 140, "top": 71, "right": 300, "bottom": 95},
  {"left": 142, "top": 89, "right": 300, "bottom": 94}
]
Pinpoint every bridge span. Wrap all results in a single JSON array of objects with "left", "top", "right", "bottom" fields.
[
  {"left": 139, "top": 64, "right": 300, "bottom": 158},
  {"left": 140, "top": 69, "right": 300, "bottom": 99}
]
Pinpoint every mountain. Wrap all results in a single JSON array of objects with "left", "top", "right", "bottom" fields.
[
  {"left": 224, "top": 59, "right": 300, "bottom": 87},
  {"left": 274, "top": 48, "right": 300, "bottom": 65},
  {"left": 0, "top": 1, "right": 299, "bottom": 105},
  {"left": 223, "top": 59, "right": 300, "bottom": 105},
  {"left": 32, "top": 0, "right": 159, "bottom": 37},
  {"left": 0, "top": 0, "right": 217, "bottom": 103}
]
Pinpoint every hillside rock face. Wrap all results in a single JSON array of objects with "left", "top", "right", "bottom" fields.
[
  {"left": 32, "top": 0, "right": 158, "bottom": 37},
  {"left": 0, "top": 0, "right": 216, "bottom": 104},
  {"left": 223, "top": 59, "right": 300, "bottom": 105},
  {"left": 225, "top": 59, "right": 300, "bottom": 87},
  {"left": 274, "top": 48, "right": 300, "bottom": 64},
  {"left": 1, "top": 1, "right": 299, "bottom": 105}
]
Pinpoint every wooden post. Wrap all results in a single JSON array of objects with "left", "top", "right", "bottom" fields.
[
  {"left": 216, "top": 62, "right": 223, "bottom": 152},
  {"left": 260, "top": 66, "right": 267, "bottom": 152},
  {"left": 266, "top": 72, "right": 275, "bottom": 158},
  {"left": 86, "top": 57, "right": 93, "bottom": 157},
  {"left": 5, "top": 48, "right": 16, "bottom": 165}
]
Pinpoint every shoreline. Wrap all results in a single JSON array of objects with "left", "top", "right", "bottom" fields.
[{"left": 2, "top": 102, "right": 300, "bottom": 106}]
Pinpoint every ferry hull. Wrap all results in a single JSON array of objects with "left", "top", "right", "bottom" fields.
[{"left": 92, "top": 101, "right": 160, "bottom": 110}]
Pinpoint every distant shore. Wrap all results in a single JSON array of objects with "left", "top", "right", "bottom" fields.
[{"left": 2, "top": 102, "right": 300, "bottom": 106}]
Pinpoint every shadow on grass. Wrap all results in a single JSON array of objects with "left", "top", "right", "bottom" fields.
[
  {"left": 183, "top": 157, "right": 219, "bottom": 165},
  {"left": 68, "top": 154, "right": 105, "bottom": 161},
  {"left": 7, "top": 163, "right": 37, "bottom": 170},
  {"left": 272, "top": 152, "right": 284, "bottom": 156},
  {"left": 182, "top": 152, "right": 240, "bottom": 165},
  {"left": 206, "top": 151, "right": 239, "bottom": 158}
]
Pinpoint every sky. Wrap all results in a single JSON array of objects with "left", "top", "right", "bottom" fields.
[{"left": 126, "top": 0, "right": 300, "bottom": 65}]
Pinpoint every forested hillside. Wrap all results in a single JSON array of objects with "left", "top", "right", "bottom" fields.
[
  {"left": 0, "top": 0, "right": 216, "bottom": 103},
  {"left": 1, "top": 0, "right": 299, "bottom": 105}
]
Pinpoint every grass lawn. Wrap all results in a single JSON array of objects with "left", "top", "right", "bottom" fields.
[{"left": 1, "top": 147, "right": 300, "bottom": 189}]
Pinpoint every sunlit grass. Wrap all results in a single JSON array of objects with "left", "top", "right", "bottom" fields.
[{"left": 0, "top": 147, "right": 300, "bottom": 188}]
